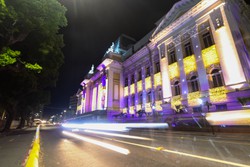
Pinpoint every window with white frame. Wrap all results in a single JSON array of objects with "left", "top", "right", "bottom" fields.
[
  {"left": 190, "top": 76, "right": 199, "bottom": 92},
  {"left": 174, "top": 81, "right": 181, "bottom": 96},
  {"left": 155, "top": 62, "right": 160, "bottom": 73},
  {"left": 184, "top": 41, "right": 193, "bottom": 57},
  {"left": 211, "top": 69, "right": 223, "bottom": 88},
  {"left": 157, "top": 88, "right": 162, "bottom": 100},
  {"left": 168, "top": 43, "right": 176, "bottom": 64}
]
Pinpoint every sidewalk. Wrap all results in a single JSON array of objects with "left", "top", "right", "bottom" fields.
[{"left": 0, "top": 127, "right": 37, "bottom": 167}]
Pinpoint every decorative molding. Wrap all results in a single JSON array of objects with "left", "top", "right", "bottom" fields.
[{"left": 151, "top": 0, "right": 223, "bottom": 44}]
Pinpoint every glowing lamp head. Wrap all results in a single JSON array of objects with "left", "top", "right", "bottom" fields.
[{"left": 198, "top": 99, "right": 203, "bottom": 105}]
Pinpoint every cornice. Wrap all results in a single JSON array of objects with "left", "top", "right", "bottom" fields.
[{"left": 151, "top": 0, "right": 223, "bottom": 44}]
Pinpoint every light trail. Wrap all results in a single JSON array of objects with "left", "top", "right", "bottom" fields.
[
  {"left": 206, "top": 109, "right": 250, "bottom": 125},
  {"left": 101, "top": 137, "right": 250, "bottom": 167},
  {"left": 62, "top": 123, "right": 128, "bottom": 132},
  {"left": 84, "top": 130, "right": 154, "bottom": 141},
  {"left": 62, "top": 131, "right": 130, "bottom": 155},
  {"left": 62, "top": 123, "right": 168, "bottom": 132}
]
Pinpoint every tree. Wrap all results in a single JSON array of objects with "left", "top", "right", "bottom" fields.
[{"left": 0, "top": 0, "right": 67, "bottom": 131}]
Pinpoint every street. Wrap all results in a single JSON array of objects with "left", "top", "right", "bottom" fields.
[{"left": 39, "top": 126, "right": 250, "bottom": 167}]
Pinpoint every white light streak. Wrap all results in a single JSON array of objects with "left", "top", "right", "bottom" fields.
[
  {"left": 62, "top": 131, "right": 130, "bottom": 155},
  {"left": 206, "top": 110, "right": 250, "bottom": 125},
  {"left": 62, "top": 123, "right": 168, "bottom": 132},
  {"left": 84, "top": 130, "right": 153, "bottom": 141}
]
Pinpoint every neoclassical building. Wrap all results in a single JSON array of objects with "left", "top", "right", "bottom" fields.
[{"left": 76, "top": 0, "right": 250, "bottom": 119}]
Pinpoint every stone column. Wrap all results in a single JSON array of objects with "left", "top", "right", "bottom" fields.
[
  {"left": 210, "top": 7, "right": 246, "bottom": 89},
  {"left": 175, "top": 36, "right": 188, "bottom": 99},
  {"left": 190, "top": 26, "right": 210, "bottom": 92}
]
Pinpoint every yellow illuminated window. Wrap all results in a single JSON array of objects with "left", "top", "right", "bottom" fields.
[
  {"left": 209, "top": 86, "right": 227, "bottom": 103},
  {"left": 137, "top": 81, "right": 142, "bottom": 92},
  {"left": 145, "top": 77, "right": 151, "bottom": 90},
  {"left": 145, "top": 103, "right": 151, "bottom": 113},
  {"left": 168, "top": 62, "right": 179, "bottom": 79},
  {"left": 183, "top": 55, "right": 196, "bottom": 74},
  {"left": 154, "top": 72, "right": 162, "bottom": 87},
  {"left": 171, "top": 95, "right": 182, "bottom": 109},
  {"left": 130, "top": 84, "right": 135, "bottom": 94},
  {"left": 202, "top": 45, "right": 220, "bottom": 68},
  {"left": 129, "top": 106, "right": 135, "bottom": 114},
  {"left": 187, "top": 91, "right": 201, "bottom": 106},
  {"left": 155, "top": 100, "right": 162, "bottom": 111},
  {"left": 124, "top": 86, "right": 128, "bottom": 96}
]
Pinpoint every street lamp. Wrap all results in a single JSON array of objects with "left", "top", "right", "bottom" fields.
[{"left": 198, "top": 99, "right": 203, "bottom": 105}]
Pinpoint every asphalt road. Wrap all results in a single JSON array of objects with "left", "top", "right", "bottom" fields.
[{"left": 39, "top": 126, "right": 250, "bottom": 167}]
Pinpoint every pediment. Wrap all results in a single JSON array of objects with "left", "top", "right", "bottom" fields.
[{"left": 151, "top": 0, "right": 200, "bottom": 39}]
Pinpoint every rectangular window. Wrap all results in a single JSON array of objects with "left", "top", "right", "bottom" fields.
[
  {"left": 124, "top": 97, "right": 128, "bottom": 107},
  {"left": 147, "top": 92, "right": 151, "bottom": 102},
  {"left": 138, "top": 93, "right": 142, "bottom": 104},
  {"left": 169, "top": 50, "right": 176, "bottom": 64},
  {"left": 167, "top": 43, "right": 176, "bottom": 64},
  {"left": 124, "top": 78, "right": 128, "bottom": 87},
  {"left": 155, "top": 62, "right": 160, "bottom": 73},
  {"left": 158, "top": 89, "right": 162, "bottom": 100},
  {"left": 131, "top": 75, "right": 134, "bottom": 84},
  {"left": 202, "top": 32, "right": 213, "bottom": 48},
  {"left": 159, "top": 44, "right": 165, "bottom": 59},
  {"left": 184, "top": 42, "right": 193, "bottom": 57},
  {"left": 138, "top": 71, "right": 142, "bottom": 81},
  {"left": 146, "top": 67, "right": 150, "bottom": 77}
]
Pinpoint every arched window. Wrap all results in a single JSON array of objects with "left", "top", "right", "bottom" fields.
[
  {"left": 131, "top": 95, "right": 135, "bottom": 106},
  {"left": 147, "top": 91, "right": 151, "bottom": 103},
  {"left": 174, "top": 81, "right": 181, "bottom": 96},
  {"left": 157, "top": 88, "right": 162, "bottom": 100},
  {"left": 124, "top": 97, "right": 128, "bottom": 108},
  {"left": 138, "top": 93, "right": 142, "bottom": 104},
  {"left": 211, "top": 69, "right": 223, "bottom": 88},
  {"left": 190, "top": 76, "right": 199, "bottom": 92}
]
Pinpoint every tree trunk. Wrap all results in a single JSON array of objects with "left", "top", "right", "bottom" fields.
[
  {"left": 16, "top": 116, "right": 25, "bottom": 129},
  {"left": 3, "top": 111, "right": 13, "bottom": 132}
]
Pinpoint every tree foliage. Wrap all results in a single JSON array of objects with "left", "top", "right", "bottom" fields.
[{"left": 0, "top": 0, "right": 67, "bottom": 131}]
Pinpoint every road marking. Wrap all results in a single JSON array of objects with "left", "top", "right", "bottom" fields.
[
  {"left": 9, "top": 139, "right": 14, "bottom": 142},
  {"left": 151, "top": 134, "right": 250, "bottom": 146},
  {"left": 156, "top": 147, "right": 164, "bottom": 151},
  {"left": 102, "top": 137, "right": 250, "bottom": 167}
]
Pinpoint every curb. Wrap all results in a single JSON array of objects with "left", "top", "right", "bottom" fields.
[{"left": 25, "top": 125, "right": 40, "bottom": 167}]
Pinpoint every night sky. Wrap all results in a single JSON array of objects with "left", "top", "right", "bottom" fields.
[{"left": 44, "top": 0, "right": 179, "bottom": 116}]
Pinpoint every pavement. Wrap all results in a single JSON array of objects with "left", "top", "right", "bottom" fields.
[{"left": 0, "top": 126, "right": 37, "bottom": 167}]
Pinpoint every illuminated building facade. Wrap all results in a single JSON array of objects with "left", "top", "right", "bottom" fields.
[{"left": 77, "top": 0, "right": 250, "bottom": 118}]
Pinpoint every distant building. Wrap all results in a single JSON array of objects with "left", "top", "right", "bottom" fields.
[
  {"left": 69, "top": 94, "right": 77, "bottom": 114},
  {"left": 77, "top": 0, "right": 250, "bottom": 118}
]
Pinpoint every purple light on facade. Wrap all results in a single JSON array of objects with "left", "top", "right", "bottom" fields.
[
  {"left": 102, "top": 65, "right": 106, "bottom": 87},
  {"left": 82, "top": 89, "right": 85, "bottom": 99},
  {"left": 82, "top": 83, "right": 86, "bottom": 99},
  {"left": 102, "top": 74, "right": 106, "bottom": 87}
]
